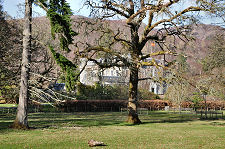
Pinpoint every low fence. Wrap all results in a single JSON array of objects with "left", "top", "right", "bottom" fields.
[
  {"left": 1, "top": 100, "right": 224, "bottom": 114},
  {"left": 165, "top": 106, "right": 194, "bottom": 114},
  {"left": 196, "top": 110, "right": 223, "bottom": 118},
  {"left": 121, "top": 108, "right": 149, "bottom": 115},
  {"left": 0, "top": 104, "right": 57, "bottom": 114}
]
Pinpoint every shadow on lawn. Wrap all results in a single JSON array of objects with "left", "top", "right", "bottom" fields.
[
  {"left": 1, "top": 111, "right": 216, "bottom": 131},
  {"left": 0, "top": 114, "right": 15, "bottom": 131},
  {"left": 30, "top": 118, "right": 124, "bottom": 128},
  {"left": 28, "top": 111, "right": 199, "bottom": 128},
  {"left": 139, "top": 111, "right": 198, "bottom": 124},
  {"left": 0, "top": 122, "right": 13, "bottom": 131}
]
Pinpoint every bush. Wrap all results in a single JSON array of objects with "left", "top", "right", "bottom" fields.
[
  {"left": 138, "top": 89, "right": 160, "bottom": 100},
  {"left": 76, "top": 83, "right": 159, "bottom": 100},
  {"left": 0, "top": 85, "right": 19, "bottom": 104},
  {"left": 190, "top": 94, "right": 204, "bottom": 110},
  {"left": 76, "top": 82, "right": 123, "bottom": 100}
]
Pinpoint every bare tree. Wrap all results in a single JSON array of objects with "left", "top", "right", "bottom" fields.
[
  {"left": 165, "top": 54, "right": 191, "bottom": 112},
  {"left": 78, "top": 0, "right": 224, "bottom": 124}
]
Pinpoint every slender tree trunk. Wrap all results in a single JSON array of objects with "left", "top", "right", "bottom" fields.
[
  {"left": 12, "top": 0, "right": 32, "bottom": 129},
  {"left": 127, "top": 64, "right": 141, "bottom": 124}
]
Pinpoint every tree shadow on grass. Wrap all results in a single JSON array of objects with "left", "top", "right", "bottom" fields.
[
  {"left": 141, "top": 119, "right": 194, "bottom": 125},
  {"left": 0, "top": 113, "right": 15, "bottom": 132},
  {"left": 139, "top": 111, "right": 199, "bottom": 124},
  {"left": 29, "top": 118, "right": 124, "bottom": 129},
  {"left": 28, "top": 111, "right": 200, "bottom": 128},
  {"left": 0, "top": 112, "right": 126, "bottom": 132},
  {"left": 0, "top": 122, "right": 13, "bottom": 131},
  {"left": 198, "top": 116, "right": 224, "bottom": 121},
  {"left": 1, "top": 111, "right": 220, "bottom": 132}
]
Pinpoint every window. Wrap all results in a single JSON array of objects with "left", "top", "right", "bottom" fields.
[
  {"left": 151, "top": 88, "right": 155, "bottom": 93},
  {"left": 116, "top": 70, "right": 119, "bottom": 76}
]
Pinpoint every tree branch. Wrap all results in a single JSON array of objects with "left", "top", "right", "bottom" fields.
[
  {"left": 143, "top": 6, "right": 203, "bottom": 36},
  {"left": 33, "top": 0, "right": 48, "bottom": 12},
  {"left": 141, "top": 51, "right": 175, "bottom": 60},
  {"left": 138, "top": 77, "right": 152, "bottom": 81},
  {"left": 83, "top": 46, "right": 130, "bottom": 66},
  {"left": 87, "top": 0, "right": 130, "bottom": 18}
]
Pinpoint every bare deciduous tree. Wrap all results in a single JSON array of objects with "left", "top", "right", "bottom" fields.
[{"left": 79, "top": 0, "right": 224, "bottom": 124}]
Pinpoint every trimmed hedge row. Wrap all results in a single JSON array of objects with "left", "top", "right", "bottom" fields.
[
  {"left": 181, "top": 100, "right": 225, "bottom": 110},
  {"left": 29, "top": 99, "right": 225, "bottom": 112},
  {"left": 56, "top": 100, "right": 225, "bottom": 112},
  {"left": 57, "top": 100, "right": 171, "bottom": 112}
]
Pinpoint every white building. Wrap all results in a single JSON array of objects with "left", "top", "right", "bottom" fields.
[{"left": 79, "top": 58, "right": 167, "bottom": 95}]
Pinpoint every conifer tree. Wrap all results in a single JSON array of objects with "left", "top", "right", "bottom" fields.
[{"left": 35, "top": 0, "right": 78, "bottom": 92}]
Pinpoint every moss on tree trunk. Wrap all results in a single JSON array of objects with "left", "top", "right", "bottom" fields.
[{"left": 127, "top": 65, "right": 141, "bottom": 124}]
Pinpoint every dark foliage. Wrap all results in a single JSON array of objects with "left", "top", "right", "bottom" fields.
[
  {"left": 45, "top": 0, "right": 77, "bottom": 52},
  {"left": 49, "top": 46, "right": 78, "bottom": 91},
  {"left": 36, "top": 0, "right": 79, "bottom": 92},
  {"left": 76, "top": 83, "right": 159, "bottom": 100},
  {"left": 57, "top": 99, "right": 170, "bottom": 112}
]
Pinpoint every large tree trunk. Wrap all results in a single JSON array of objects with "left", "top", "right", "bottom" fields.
[
  {"left": 12, "top": 0, "right": 32, "bottom": 129},
  {"left": 127, "top": 64, "right": 142, "bottom": 124},
  {"left": 126, "top": 20, "right": 142, "bottom": 124}
]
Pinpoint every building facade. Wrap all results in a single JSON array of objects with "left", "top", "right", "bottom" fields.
[{"left": 79, "top": 58, "right": 167, "bottom": 95}]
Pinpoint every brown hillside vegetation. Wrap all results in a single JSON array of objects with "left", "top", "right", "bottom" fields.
[{"left": 5, "top": 16, "right": 224, "bottom": 93}]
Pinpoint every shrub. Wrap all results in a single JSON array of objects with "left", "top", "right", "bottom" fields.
[
  {"left": 76, "top": 82, "right": 122, "bottom": 100},
  {"left": 0, "top": 85, "right": 19, "bottom": 104},
  {"left": 138, "top": 89, "right": 160, "bottom": 100},
  {"left": 76, "top": 83, "right": 159, "bottom": 100},
  {"left": 190, "top": 94, "right": 204, "bottom": 110}
]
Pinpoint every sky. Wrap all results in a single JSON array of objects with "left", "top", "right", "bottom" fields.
[
  {"left": 2, "top": 0, "right": 224, "bottom": 26},
  {"left": 2, "top": 0, "right": 90, "bottom": 18}
]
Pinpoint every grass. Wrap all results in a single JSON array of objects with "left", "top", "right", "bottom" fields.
[
  {"left": 0, "top": 111, "right": 224, "bottom": 149},
  {"left": 0, "top": 104, "right": 17, "bottom": 107}
]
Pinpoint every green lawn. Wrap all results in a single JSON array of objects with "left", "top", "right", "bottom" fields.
[
  {"left": 0, "top": 111, "right": 224, "bottom": 149},
  {"left": 0, "top": 104, "right": 17, "bottom": 107}
]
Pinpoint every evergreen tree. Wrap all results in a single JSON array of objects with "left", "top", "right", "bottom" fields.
[
  {"left": 35, "top": 0, "right": 79, "bottom": 92},
  {"left": 49, "top": 46, "right": 78, "bottom": 91}
]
